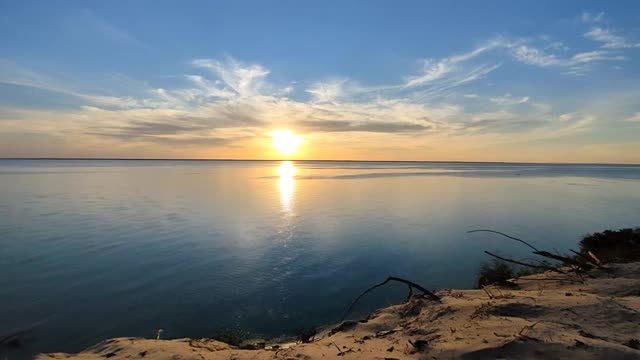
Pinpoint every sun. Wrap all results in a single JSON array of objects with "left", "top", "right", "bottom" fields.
[{"left": 271, "top": 130, "right": 302, "bottom": 156}]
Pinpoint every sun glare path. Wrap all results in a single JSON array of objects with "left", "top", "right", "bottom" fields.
[
  {"left": 278, "top": 161, "right": 295, "bottom": 213},
  {"left": 272, "top": 130, "right": 302, "bottom": 156}
]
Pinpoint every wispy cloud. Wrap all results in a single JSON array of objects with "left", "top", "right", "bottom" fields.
[
  {"left": 581, "top": 11, "right": 605, "bottom": 23},
  {"left": 584, "top": 27, "right": 640, "bottom": 49},
  {"left": 70, "top": 9, "right": 144, "bottom": 47},
  {"left": 404, "top": 39, "right": 502, "bottom": 87},
  {"left": 509, "top": 44, "right": 560, "bottom": 66},
  {"left": 192, "top": 57, "right": 271, "bottom": 97},
  {"left": 559, "top": 113, "right": 576, "bottom": 121},
  {"left": 298, "top": 119, "right": 430, "bottom": 133},
  {"left": 625, "top": 113, "right": 640, "bottom": 122},
  {"left": 306, "top": 79, "right": 348, "bottom": 103},
  {"left": 489, "top": 95, "right": 529, "bottom": 106},
  {"left": 3, "top": 16, "right": 637, "bottom": 153},
  {"left": 564, "top": 50, "right": 627, "bottom": 75},
  {"left": 545, "top": 41, "right": 568, "bottom": 51},
  {"left": 0, "top": 60, "right": 157, "bottom": 109},
  {"left": 409, "top": 36, "right": 627, "bottom": 78},
  {"left": 506, "top": 42, "right": 625, "bottom": 74},
  {"left": 0, "top": 48, "right": 601, "bottom": 148}
]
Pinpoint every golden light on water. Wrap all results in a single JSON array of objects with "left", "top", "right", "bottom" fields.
[
  {"left": 272, "top": 130, "right": 302, "bottom": 156},
  {"left": 278, "top": 161, "right": 295, "bottom": 212},
  {"left": 278, "top": 160, "right": 296, "bottom": 177}
]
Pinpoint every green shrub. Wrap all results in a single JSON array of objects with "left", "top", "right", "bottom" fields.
[
  {"left": 579, "top": 228, "right": 640, "bottom": 263},
  {"left": 476, "top": 260, "right": 514, "bottom": 288},
  {"left": 210, "top": 326, "right": 252, "bottom": 346},
  {"left": 476, "top": 258, "right": 549, "bottom": 288}
]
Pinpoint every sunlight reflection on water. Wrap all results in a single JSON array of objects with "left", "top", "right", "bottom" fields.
[{"left": 278, "top": 161, "right": 295, "bottom": 214}]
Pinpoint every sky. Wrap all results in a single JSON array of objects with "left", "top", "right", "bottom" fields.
[{"left": 1, "top": 0, "right": 639, "bottom": 162}]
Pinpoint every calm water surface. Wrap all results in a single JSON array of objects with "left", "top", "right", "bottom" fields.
[{"left": 1, "top": 160, "right": 640, "bottom": 357}]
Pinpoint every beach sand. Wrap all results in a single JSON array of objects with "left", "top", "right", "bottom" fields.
[{"left": 37, "top": 262, "right": 640, "bottom": 359}]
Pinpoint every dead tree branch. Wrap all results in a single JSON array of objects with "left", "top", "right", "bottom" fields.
[
  {"left": 341, "top": 276, "right": 439, "bottom": 322},
  {"left": 533, "top": 251, "right": 592, "bottom": 271},
  {"left": 468, "top": 230, "right": 540, "bottom": 252},
  {"left": 470, "top": 229, "right": 594, "bottom": 271},
  {"left": 484, "top": 251, "right": 565, "bottom": 274}
]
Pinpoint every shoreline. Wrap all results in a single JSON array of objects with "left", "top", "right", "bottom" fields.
[{"left": 36, "top": 262, "right": 640, "bottom": 360}]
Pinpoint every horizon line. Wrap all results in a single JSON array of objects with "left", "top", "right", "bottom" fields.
[{"left": 0, "top": 157, "right": 639, "bottom": 166}]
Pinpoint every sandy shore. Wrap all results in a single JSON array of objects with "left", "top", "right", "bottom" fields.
[{"left": 37, "top": 262, "right": 640, "bottom": 360}]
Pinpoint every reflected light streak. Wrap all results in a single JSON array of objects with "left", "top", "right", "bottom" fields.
[{"left": 278, "top": 161, "right": 295, "bottom": 213}]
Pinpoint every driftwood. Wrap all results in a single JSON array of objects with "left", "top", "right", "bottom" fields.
[{"left": 341, "top": 276, "right": 440, "bottom": 322}]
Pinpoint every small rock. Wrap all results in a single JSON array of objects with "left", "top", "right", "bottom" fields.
[{"left": 386, "top": 346, "right": 394, "bottom": 352}]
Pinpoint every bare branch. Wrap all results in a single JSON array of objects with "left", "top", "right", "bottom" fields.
[
  {"left": 484, "top": 251, "right": 565, "bottom": 274},
  {"left": 468, "top": 230, "right": 540, "bottom": 252},
  {"left": 533, "top": 251, "right": 592, "bottom": 271},
  {"left": 569, "top": 249, "right": 606, "bottom": 270},
  {"left": 341, "top": 276, "right": 439, "bottom": 321}
]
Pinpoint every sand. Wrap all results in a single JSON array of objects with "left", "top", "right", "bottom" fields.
[{"left": 37, "top": 262, "right": 640, "bottom": 360}]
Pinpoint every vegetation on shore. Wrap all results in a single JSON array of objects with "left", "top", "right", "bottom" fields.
[
  {"left": 579, "top": 228, "right": 640, "bottom": 263},
  {"left": 476, "top": 227, "right": 640, "bottom": 288}
]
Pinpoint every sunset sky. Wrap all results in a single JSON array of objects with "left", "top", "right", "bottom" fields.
[{"left": 1, "top": 1, "right": 639, "bottom": 162}]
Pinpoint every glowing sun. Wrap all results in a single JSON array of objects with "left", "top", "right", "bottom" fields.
[{"left": 271, "top": 130, "right": 302, "bottom": 155}]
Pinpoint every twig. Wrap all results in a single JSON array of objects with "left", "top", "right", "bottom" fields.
[
  {"left": 516, "top": 277, "right": 582, "bottom": 282},
  {"left": 518, "top": 277, "right": 584, "bottom": 284},
  {"left": 468, "top": 230, "right": 540, "bottom": 252},
  {"left": 406, "top": 285, "right": 414, "bottom": 301},
  {"left": 482, "top": 286, "right": 494, "bottom": 299},
  {"left": 470, "top": 229, "right": 593, "bottom": 271},
  {"left": 533, "top": 251, "right": 592, "bottom": 271},
  {"left": 587, "top": 251, "right": 602, "bottom": 266},
  {"left": 570, "top": 249, "right": 606, "bottom": 270},
  {"left": 341, "top": 276, "right": 439, "bottom": 321},
  {"left": 518, "top": 257, "right": 554, "bottom": 267},
  {"left": 519, "top": 323, "right": 535, "bottom": 335},
  {"left": 484, "top": 251, "right": 565, "bottom": 274}
]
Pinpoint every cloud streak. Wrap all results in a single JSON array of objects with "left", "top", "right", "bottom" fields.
[
  {"left": 0, "top": 48, "right": 617, "bottom": 148},
  {"left": 584, "top": 27, "right": 640, "bottom": 49},
  {"left": 581, "top": 11, "right": 605, "bottom": 24}
]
